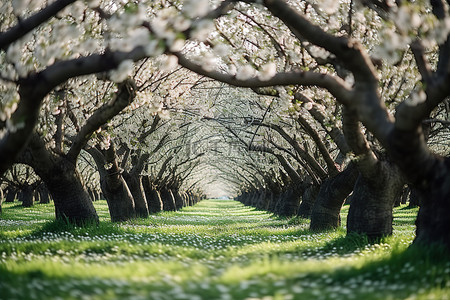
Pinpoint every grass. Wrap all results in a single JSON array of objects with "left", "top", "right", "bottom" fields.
[{"left": 0, "top": 199, "right": 449, "bottom": 300}]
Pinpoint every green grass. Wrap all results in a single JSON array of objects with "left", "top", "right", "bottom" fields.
[{"left": 0, "top": 200, "right": 449, "bottom": 300}]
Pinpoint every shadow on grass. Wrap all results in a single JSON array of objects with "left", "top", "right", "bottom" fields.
[{"left": 319, "top": 232, "right": 371, "bottom": 255}]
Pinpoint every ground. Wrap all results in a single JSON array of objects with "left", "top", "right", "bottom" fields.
[{"left": 0, "top": 199, "right": 449, "bottom": 300}]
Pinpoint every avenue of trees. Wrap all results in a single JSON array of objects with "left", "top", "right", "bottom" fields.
[{"left": 1, "top": 0, "right": 450, "bottom": 249}]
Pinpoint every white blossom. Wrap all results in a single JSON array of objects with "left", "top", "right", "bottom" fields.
[
  {"left": 236, "top": 65, "right": 255, "bottom": 80},
  {"left": 258, "top": 62, "right": 276, "bottom": 81},
  {"left": 6, "top": 44, "right": 22, "bottom": 63},
  {"left": 303, "top": 102, "right": 313, "bottom": 110},
  {"left": 183, "top": 0, "right": 209, "bottom": 18},
  {"left": 213, "top": 44, "right": 230, "bottom": 57},
  {"left": 109, "top": 60, "right": 134, "bottom": 83},
  {"left": 192, "top": 19, "right": 215, "bottom": 42},
  {"left": 160, "top": 55, "right": 179, "bottom": 72},
  {"left": 319, "top": 0, "right": 339, "bottom": 15}
]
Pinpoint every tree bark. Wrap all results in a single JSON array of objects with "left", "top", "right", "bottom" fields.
[
  {"left": 86, "top": 146, "right": 136, "bottom": 222},
  {"left": 5, "top": 188, "right": 16, "bottom": 203},
  {"left": 411, "top": 158, "right": 450, "bottom": 248},
  {"left": 297, "top": 184, "right": 319, "bottom": 218},
  {"left": 18, "top": 135, "right": 98, "bottom": 224},
  {"left": 347, "top": 161, "right": 404, "bottom": 239},
  {"left": 123, "top": 173, "right": 149, "bottom": 218},
  {"left": 38, "top": 184, "right": 51, "bottom": 204},
  {"left": 310, "top": 163, "right": 359, "bottom": 231},
  {"left": 160, "top": 187, "right": 176, "bottom": 211},
  {"left": 142, "top": 176, "right": 163, "bottom": 213}
]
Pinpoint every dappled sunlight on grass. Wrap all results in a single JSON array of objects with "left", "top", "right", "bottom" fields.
[{"left": 1, "top": 199, "right": 448, "bottom": 300}]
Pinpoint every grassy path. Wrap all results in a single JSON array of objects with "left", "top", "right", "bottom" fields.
[{"left": 0, "top": 199, "right": 449, "bottom": 300}]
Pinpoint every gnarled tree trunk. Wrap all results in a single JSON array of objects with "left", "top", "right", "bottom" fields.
[
  {"left": 123, "top": 173, "right": 149, "bottom": 218},
  {"left": 310, "top": 163, "right": 359, "bottom": 231},
  {"left": 86, "top": 145, "right": 135, "bottom": 222},
  {"left": 297, "top": 184, "right": 319, "bottom": 218},
  {"left": 19, "top": 135, "right": 99, "bottom": 225},
  {"left": 347, "top": 162, "right": 404, "bottom": 238}
]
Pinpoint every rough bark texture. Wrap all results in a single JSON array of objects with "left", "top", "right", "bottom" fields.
[
  {"left": 297, "top": 184, "right": 319, "bottom": 218},
  {"left": 123, "top": 173, "right": 149, "bottom": 218},
  {"left": 100, "top": 175, "right": 136, "bottom": 222},
  {"left": 310, "top": 163, "right": 359, "bottom": 231},
  {"left": 19, "top": 187, "right": 34, "bottom": 208},
  {"left": 277, "top": 185, "right": 302, "bottom": 217},
  {"left": 142, "top": 176, "right": 163, "bottom": 213},
  {"left": 5, "top": 189, "right": 16, "bottom": 202},
  {"left": 38, "top": 185, "right": 51, "bottom": 204},
  {"left": 347, "top": 162, "right": 404, "bottom": 239},
  {"left": 413, "top": 157, "right": 450, "bottom": 248},
  {"left": 160, "top": 187, "right": 176, "bottom": 211}
]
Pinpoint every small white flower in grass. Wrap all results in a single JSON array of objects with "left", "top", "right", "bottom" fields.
[
  {"left": 109, "top": 60, "right": 134, "bottom": 83},
  {"left": 258, "top": 62, "right": 276, "bottom": 81},
  {"left": 236, "top": 65, "right": 255, "bottom": 80},
  {"left": 183, "top": 0, "right": 209, "bottom": 18}
]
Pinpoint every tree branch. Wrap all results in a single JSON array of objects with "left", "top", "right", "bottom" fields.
[{"left": 66, "top": 79, "right": 137, "bottom": 163}]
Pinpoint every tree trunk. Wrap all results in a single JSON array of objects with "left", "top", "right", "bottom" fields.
[
  {"left": 123, "top": 173, "right": 149, "bottom": 218},
  {"left": 20, "top": 186, "right": 34, "bottom": 207},
  {"left": 278, "top": 185, "right": 302, "bottom": 217},
  {"left": 160, "top": 187, "right": 176, "bottom": 211},
  {"left": 310, "top": 163, "right": 359, "bottom": 231},
  {"left": 100, "top": 175, "right": 136, "bottom": 222},
  {"left": 86, "top": 146, "right": 136, "bottom": 222},
  {"left": 413, "top": 158, "right": 450, "bottom": 248},
  {"left": 5, "top": 188, "right": 16, "bottom": 203},
  {"left": 297, "top": 184, "right": 319, "bottom": 218},
  {"left": 173, "top": 189, "right": 184, "bottom": 210},
  {"left": 38, "top": 185, "right": 51, "bottom": 204},
  {"left": 346, "top": 162, "right": 404, "bottom": 239},
  {"left": 43, "top": 160, "right": 99, "bottom": 224},
  {"left": 142, "top": 176, "right": 163, "bottom": 213},
  {"left": 0, "top": 188, "right": 3, "bottom": 214}
]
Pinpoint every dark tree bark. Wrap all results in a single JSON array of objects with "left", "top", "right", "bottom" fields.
[
  {"left": 20, "top": 185, "right": 34, "bottom": 207},
  {"left": 18, "top": 135, "right": 98, "bottom": 224},
  {"left": 310, "top": 163, "right": 359, "bottom": 231},
  {"left": 142, "top": 176, "right": 163, "bottom": 213},
  {"left": 38, "top": 184, "right": 51, "bottom": 204},
  {"left": 123, "top": 173, "right": 149, "bottom": 218},
  {"left": 346, "top": 162, "right": 404, "bottom": 238},
  {"left": 5, "top": 188, "right": 16, "bottom": 203},
  {"left": 160, "top": 187, "right": 176, "bottom": 211},
  {"left": 297, "top": 184, "right": 319, "bottom": 218},
  {"left": 0, "top": 188, "right": 3, "bottom": 214},
  {"left": 172, "top": 189, "right": 184, "bottom": 210},
  {"left": 87, "top": 146, "right": 136, "bottom": 222}
]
